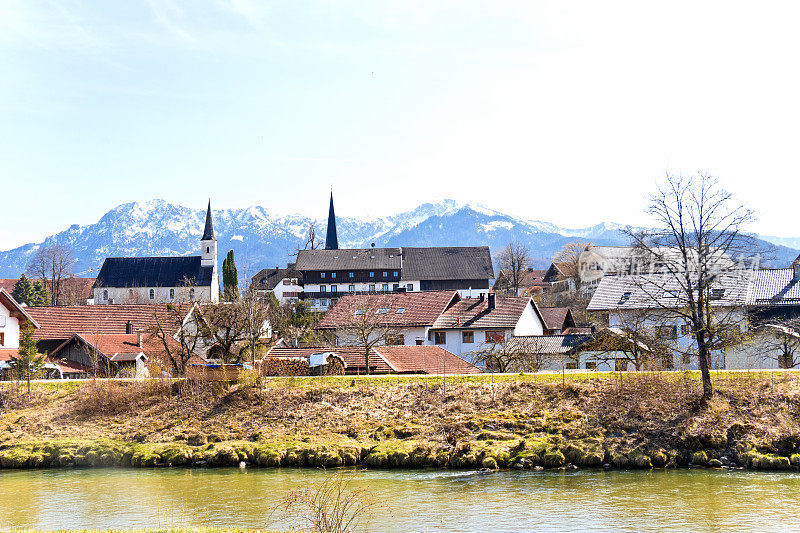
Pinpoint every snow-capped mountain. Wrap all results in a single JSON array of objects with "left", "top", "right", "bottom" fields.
[{"left": 0, "top": 199, "right": 796, "bottom": 279}]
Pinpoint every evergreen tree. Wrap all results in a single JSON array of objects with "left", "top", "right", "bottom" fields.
[
  {"left": 12, "top": 324, "right": 45, "bottom": 394},
  {"left": 222, "top": 250, "right": 239, "bottom": 301},
  {"left": 10, "top": 275, "right": 48, "bottom": 307}
]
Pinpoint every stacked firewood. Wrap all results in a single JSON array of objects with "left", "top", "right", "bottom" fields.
[{"left": 259, "top": 357, "right": 310, "bottom": 376}]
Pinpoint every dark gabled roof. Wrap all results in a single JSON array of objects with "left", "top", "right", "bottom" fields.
[
  {"left": 432, "top": 296, "right": 536, "bottom": 330},
  {"left": 401, "top": 247, "right": 494, "bottom": 281},
  {"left": 202, "top": 200, "right": 215, "bottom": 241},
  {"left": 751, "top": 268, "right": 800, "bottom": 305},
  {"left": 251, "top": 264, "right": 297, "bottom": 291},
  {"left": 538, "top": 307, "right": 574, "bottom": 331},
  {"left": 296, "top": 248, "right": 403, "bottom": 271},
  {"left": 94, "top": 256, "right": 213, "bottom": 288}
]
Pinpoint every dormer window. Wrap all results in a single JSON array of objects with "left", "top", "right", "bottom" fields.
[
  {"left": 619, "top": 291, "right": 632, "bottom": 304},
  {"left": 711, "top": 288, "right": 725, "bottom": 300},
  {"left": 321, "top": 273, "right": 326, "bottom": 278}
]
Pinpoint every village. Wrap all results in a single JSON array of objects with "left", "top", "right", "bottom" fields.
[{"left": 1, "top": 189, "right": 798, "bottom": 384}]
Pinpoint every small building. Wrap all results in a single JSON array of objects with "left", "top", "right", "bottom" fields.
[
  {"left": 47, "top": 332, "right": 157, "bottom": 378},
  {"left": 538, "top": 307, "right": 577, "bottom": 335},
  {"left": 93, "top": 201, "right": 219, "bottom": 304},
  {"left": 250, "top": 264, "right": 301, "bottom": 305},
  {"left": 263, "top": 345, "right": 481, "bottom": 375}
]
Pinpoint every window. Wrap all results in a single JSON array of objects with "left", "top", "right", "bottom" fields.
[
  {"left": 485, "top": 330, "right": 505, "bottom": 343},
  {"left": 349, "top": 272, "right": 354, "bottom": 278},
  {"left": 169, "top": 288, "right": 175, "bottom": 299},
  {"left": 680, "top": 324, "right": 692, "bottom": 336},
  {"left": 331, "top": 285, "right": 338, "bottom": 293},
  {"left": 321, "top": 272, "right": 326, "bottom": 278},
  {"left": 128, "top": 289, "right": 134, "bottom": 298},
  {"left": 415, "top": 339, "right": 424, "bottom": 346},
  {"left": 396, "top": 308, "right": 405, "bottom": 314},
  {"left": 331, "top": 272, "right": 336, "bottom": 279},
  {"left": 462, "top": 331, "right": 474, "bottom": 343},
  {"left": 393, "top": 271, "right": 399, "bottom": 276},
  {"left": 614, "top": 358, "right": 628, "bottom": 372},
  {"left": 206, "top": 246, "right": 210, "bottom": 253},
  {"left": 655, "top": 326, "right": 678, "bottom": 340},
  {"left": 585, "top": 361, "right": 597, "bottom": 370},
  {"left": 434, "top": 331, "right": 447, "bottom": 345},
  {"left": 619, "top": 291, "right": 632, "bottom": 304},
  {"left": 369, "top": 272, "right": 375, "bottom": 278},
  {"left": 149, "top": 289, "right": 155, "bottom": 300},
  {"left": 376, "top": 308, "right": 390, "bottom": 314},
  {"left": 354, "top": 309, "right": 365, "bottom": 316},
  {"left": 382, "top": 284, "right": 389, "bottom": 292},
  {"left": 103, "top": 290, "right": 108, "bottom": 301},
  {"left": 385, "top": 334, "right": 405, "bottom": 345},
  {"left": 369, "top": 284, "right": 376, "bottom": 292},
  {"left": 710, "top": 288, "right": 725, "bottom": 300},
  {"left": 283, "top": 280, "right": 291, "bottom": 285},
  {"left": 383, "top": 272, "right": 387, "bottom": 277},
  {"left": 320, "top": 285, "right": 327, "bottom": 293},
  {"left": 321, "top": 299, "right": 329, "bottom": 307},
  {"left": 565, "top": 362, "right": 578, "bottom": 370},
  {"left": 348, "top": 285, "right": 355, "bottom": 292},
  {"left": 407, "top": 283, "right": 414, "bottom": 291},
  {"left": 393, "top": 284, "right": 399, "bottom": 291}
]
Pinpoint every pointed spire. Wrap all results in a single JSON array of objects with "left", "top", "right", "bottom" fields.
[
  {"left": 202, "top": 199, "right": 216, "bottom": 241},
  {"left": 325, "top": 191, "right": 339, "bottom": 250}
]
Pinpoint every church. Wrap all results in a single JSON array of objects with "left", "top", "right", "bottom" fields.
[{"left": 92, "top": 201, "right": 220, "bottom": 304}]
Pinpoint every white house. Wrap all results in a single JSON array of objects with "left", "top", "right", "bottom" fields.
[
  {"left": 93, "top": 201, "right": 219, "bottom": 305},
  {"left": 251, "top": 265, "right": 302, "bottom": 305},
  {"left": 315, "top": 291, "right": 546, "bottom": 363},
  {"left": 0, "top": 288, "right": 40, "bottom": 378}
]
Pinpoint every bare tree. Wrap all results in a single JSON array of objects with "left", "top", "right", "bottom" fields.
[
  {"left": 553, "top": 241, "right": 589, "bottom": 294},
  {"left": 622, "top": 173, "right": 757, "bottom": 400},
  {"left": 239, "top": 287, "right": 273, "bottom": 364},
  {"left": 335, "top": 295, "right": 401, "bottom": 375},
  {"left": 470, "top": 336, "right": 553, "bottom": 373},
  {"left": 497, "top": 241, "right": 531, "bottom": 296},
  {"left": 196, "top": 303, "right": 251, "bottom": 364},
  {"left": 150, "top": 303, "right": 201, "bottom": 377},
  {"left": 27, "top": 244, "right": 75, "bottom": 306}
]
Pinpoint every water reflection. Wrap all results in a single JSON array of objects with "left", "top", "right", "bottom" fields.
[{"left": 0, "top": 468, "right": 798, "bottom": 532}]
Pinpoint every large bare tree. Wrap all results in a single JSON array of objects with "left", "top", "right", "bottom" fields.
[
  {"left": 27, "top": 244, "right": 75, "bottom": 306},
  {"left": 239, "top": 287, "right": 273, "bottom": 364},
  {"left": 497, "top": 241, "right": 531, "bottom": 296},
  {"left": 335, "top": 295, "right": 401, "bottom": 375},
  {"left": 623, "top": 173, "right": 757, "bottom": 400}
]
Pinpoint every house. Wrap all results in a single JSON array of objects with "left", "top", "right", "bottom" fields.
[
  {"left": 93, "top": 201, "right": 219, "bottom": 304},
  {"left": 47, "top": 332, "right": 157, "bottom": 378},
  {"left": 268, "top": 194, "right": 494, "bottom": 311},
  {"left": 587, "top": 270, "right": 753, "bottom": 370},
  {"left": 250, "top": 264, "right": 301, "bottom": 305},
  {"left": 263, "top": 345, "right": 481, "bottom": 375},
  {"left": 0, "top": 277, "right": 95, "bottom": 306},
  {"left": 315, "top": 290, "right": 545, "bottom": 363},
  {"left": 493, "top": 268, "right": 551, "bottom": 296},
  {"left": 0, "top": 288, "right": 41, "bottom": 379}
]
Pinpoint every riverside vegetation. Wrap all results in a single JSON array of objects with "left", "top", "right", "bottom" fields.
[{"left": 2, "top": 372, "right": 800, "bottom": 472}]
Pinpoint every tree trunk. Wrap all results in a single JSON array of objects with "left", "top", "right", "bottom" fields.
[
  {"left": 364, "top": 350, "right": 370, "bottom": 375},
  {"left": 697, "top": 340, "right": 714, "bottom": 400}
]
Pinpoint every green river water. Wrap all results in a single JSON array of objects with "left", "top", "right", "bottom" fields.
[{"left": 0, "top": 467, "right": 798, "bottom": 532}]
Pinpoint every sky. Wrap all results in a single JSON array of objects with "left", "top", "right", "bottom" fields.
[{"left": 2, "top": 1, "right": 800, "bottom": 250}]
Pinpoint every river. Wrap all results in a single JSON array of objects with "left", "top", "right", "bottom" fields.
[{"left": 0, "top": 467, "right": 798, "bottom": 532}]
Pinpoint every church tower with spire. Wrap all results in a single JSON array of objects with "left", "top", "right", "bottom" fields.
[
  {"left": 325, "top": 192, "right": 339, "bottom": 250},
  {"left": 200, "top": 199, "right": 220, "bottom": 302}
]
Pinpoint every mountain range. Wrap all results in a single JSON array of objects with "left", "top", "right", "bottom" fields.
[{"left": 0, "top": 199, "right": 797, "bottom": 279}]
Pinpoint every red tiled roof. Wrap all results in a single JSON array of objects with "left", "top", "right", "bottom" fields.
[
  {"left": 0, "top": 278, "right": 95, "bottom": 301},
  {"left": 374, "top": 345, "right": 481, "bottom": 374},
  {"left": 0, "top": 349, "right": 19, "bottom": 362},
  {"left": 50, "top": 332, "right": 173, "bottom": 360},
  {"left": 26, "top": 304, "right": 186, "bottom": 341},
  {"left": 265, "top": 346, "right": 394, "bottom": 373},
  {"left": 316, "top": 291, "right": 459, "bottom": 329},
  {"left": 433, "top": 296, "right": 534, "bottom": 330}
]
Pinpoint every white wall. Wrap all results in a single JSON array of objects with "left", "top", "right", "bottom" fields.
[
  {"left": 272, "top": 278, "right": 303, "bottom": 305},
  {"left": 0, "top": 304, "right": 20, "bottom": 349},
  {"left": 93, "top": 286, "right": 214, "bottom": 305},
  {"left": 514, "top": 302, "right": 545, "bottom": 336}
]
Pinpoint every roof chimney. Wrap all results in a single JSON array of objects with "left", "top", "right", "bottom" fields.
[
  {"left": 479, "top": 293, "right": 485, "bottom": 302},
  {"left": 125, "top": 320, "right": 133, "bottom": 334},
  {"left": 136, "top": 330, "right": 142, "bottom": 347},
  {"left": 487, "top": 293, "right": 496, "bottom": 310}
]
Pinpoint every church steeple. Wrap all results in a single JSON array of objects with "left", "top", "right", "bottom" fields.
[
  {"left": 202, "top": 199, "right": 216, "bottom": 241},
  {"left": 325, "top": 192, "right": 339, "bottom": 250}
]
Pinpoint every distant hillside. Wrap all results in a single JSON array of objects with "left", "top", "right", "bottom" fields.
[{"left": 0, "top": 199, "right": 796, "bottom": 278}]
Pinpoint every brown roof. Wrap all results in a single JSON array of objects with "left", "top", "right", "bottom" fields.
[
  {"left": 538, "top": 307, "right": 573, "bottom": 331},
  {"left": 50, "top": 332, "right": 174, "bottom": 363},
  {"left": 316, "top": 291, "right": 459, "bottom": 329},
  {"left": 25, "top": 304, "right": 185, "bottom": 341},
  {"left": 432, "top": 296, "right": 535, "bottom": 330},
  {"left": 375, "top": 345, "right": 481, "bottom": 374},
  {"left": 265, "top": 346, "right": 394, "bottom": 373},
  {"left": 0, "top": 349, "right": 19, "bottom": 362},
  {"left": 0, "top": 278, "right": 95, "bottom": 302},
  {"left": 0, "top": 288, "right": 39, "bottom": 328},
  {"left": 264, "top": 345, "right": 480, "bottom": 375}
]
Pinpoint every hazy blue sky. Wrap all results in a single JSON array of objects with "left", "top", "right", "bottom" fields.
[{"left": 2, "top": 1, "right": 799, "bottom": 249}]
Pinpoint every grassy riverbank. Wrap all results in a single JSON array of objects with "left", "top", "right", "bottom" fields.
[{"left": 2, "top": 371, "right": 800, "bottom": 471}]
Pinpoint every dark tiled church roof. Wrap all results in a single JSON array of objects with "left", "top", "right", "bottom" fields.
[
  {"left": 202, "top": 200, "right": 215, "bottom": 241},
  {"left": 94, "top": 256, "right": 214, "bottom": 288}
]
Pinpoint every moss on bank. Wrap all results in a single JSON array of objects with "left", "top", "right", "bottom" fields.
[{"left": 2, "top": 372, "right": 800, "bottom": 471}]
